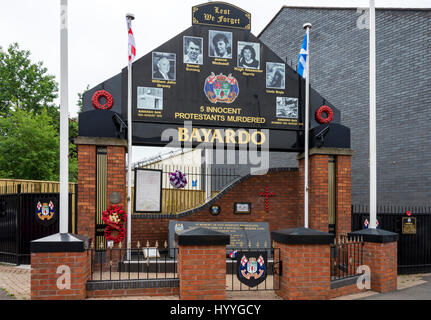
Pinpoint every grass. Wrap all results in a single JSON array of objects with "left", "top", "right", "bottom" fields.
[{"left": 0, "top": 287, "right": 16, "bottom": 299}]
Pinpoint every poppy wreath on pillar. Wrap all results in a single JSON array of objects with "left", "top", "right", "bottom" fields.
[
  {"left": 315, "top": 105, "right": 334, "bottom": 124},
  {"left": 92, "top": 90, "right": 114, "bottom": 110},
  {"left": 169, "top": 170, "right": 188, "bottom": 189},
  {"left": 102, "top": 205, "right": 127, "bottom": 244}
]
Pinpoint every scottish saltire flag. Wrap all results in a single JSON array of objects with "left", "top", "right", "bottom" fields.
[
  {"left": 297, "top": 33, "right": 308, "bottom": 78},
  {"left": 127, "top": 18, "right": 136, "bottom": 62}
]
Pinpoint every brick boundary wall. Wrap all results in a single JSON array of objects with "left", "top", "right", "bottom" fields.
[
  {"left": 363, "top": 241, "right": 398, "bottom": 293},
  {"left": 349, "top": 229, "right": 398, "bottom": 294},
  {"left": 178, "top": 245, "right": 226, "bottom": 300},
  {"left": 176, "top": 228, "right": 230, "bottom": 300},
  {"left": 276, "top": 242, "right": 331, "bottom": 300},
  {"left": 31, "top": 251, "right": 90, "bottom": 300},
  {"left": 30, "top": 234, "right": 90, "bottom": 300},
  {"left": 272, "top": 228, "right": 334, "bottom": 300},
  {"left": 132, "top": 149, "right": 353, "bottom": 245},
  {"left": 132, "top": 169, "right": 300, "bottom": 246}
]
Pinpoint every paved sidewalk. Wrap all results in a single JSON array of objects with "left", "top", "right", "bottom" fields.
[
  {"left": 361, "top": 274, "right": 431, "bottom": 300},
  {"left": 0, "top": 288, "right": 16, "bottom": 300},
  {"left": 0, "top": 264, "right": 31, "bottom": 300},
  {"left": 332, "top": 273, "right": 431, "bottom": 300}
]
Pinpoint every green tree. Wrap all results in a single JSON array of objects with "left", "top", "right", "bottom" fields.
[
  {"left": 0, "top": 43, "right": 58, "bottom": 117},
  {"left": 77, "top": 84, "right": 90, "bottom": 114},
  {"left": 0, "top": 43, "right": 80, "bottom": 182},
  {"left": 0, "top": 108, "right": 60, "bottom": 180},
  {"left": 68, "top": 117, "right": 78, "bottom": 182}
]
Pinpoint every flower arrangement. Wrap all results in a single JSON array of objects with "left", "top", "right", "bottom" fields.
[
  {"left": 169, "top": 170, "right": 188, "bottom": 189},
  {"left": 102, "top": 205, "right": 127, "bottom": 244}
]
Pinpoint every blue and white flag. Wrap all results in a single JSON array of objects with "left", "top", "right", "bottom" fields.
[{"left": 297, "top": 33, "right": 308, "bottom": 78}]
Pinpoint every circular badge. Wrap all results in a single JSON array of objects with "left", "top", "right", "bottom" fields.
[
  {"left": 35, "top": 200, "right": 57, "bottom": 227},
  {"left": 209, "top": 205, "right": 221, "bottom": 216},
  {"left": 109, "top": 192, "right": 122, "bottom": 204}
]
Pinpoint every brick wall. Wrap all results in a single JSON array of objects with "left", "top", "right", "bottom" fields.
[
  {"left": 77, "top": 143, "right": 126, "bottom": 244},
  {"left": 132, "top": 170, "right": 300, "bottom": 246},
  {"left": 363, "top": 241, "right": 397, "bottom": 293},
  {"left": 275, "top": 242, "right": 330, "bottom": 300},
  {"left": 77, "top": 145, "right": 96, "bottom": 240},
  {"left": 336, "top": 155, "right": 352, "bottom": 235},
  {"left": 178, "top": 245, "right": 226, "bottom": 300},
  {"left": 31, "top": 251, "right": 90, "bottom": 300},
  {"left": 132, "top": 152, "right": 352, "bottom": 245},
  {"left": 107, "top": 146, "right": 126, "bottom": 210},
  {"left": 309, "top": 155, "right": 329, "bottom": 232}
]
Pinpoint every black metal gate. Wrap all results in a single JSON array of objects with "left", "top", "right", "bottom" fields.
[
  {"left": 352, "top": 205, "right": 431, "bottom": 274},
  {"left": 226, "top": 247, "right": 281, "bottom": 291},
  {"left": 0, "top": 186, "right": 76, "bottom": 265}
]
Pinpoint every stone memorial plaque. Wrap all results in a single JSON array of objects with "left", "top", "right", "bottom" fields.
[
  {"left": 168, "top": 221, "right": 270, "bottom": 258},
  {"left": 109, "top": 192, "right": 121, "bottom": 204}
]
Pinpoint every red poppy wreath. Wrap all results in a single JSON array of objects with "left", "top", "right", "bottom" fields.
[
  {"left": 102, "top": 205, "right": 127, "bottom": 244},
  {"left": 315, "top": 105, "right": 334, "bottom": 124},
  {"left": 92, "top": 90, "right": 114, "bottom": 110}
]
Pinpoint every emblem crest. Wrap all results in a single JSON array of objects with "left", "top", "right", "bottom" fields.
[
  {"left": 204, "top": 73, "right": 239, "bottom": 104},
  {"left": 175, "top": 223, "right": 184, "bottom": 233},
  {"left": 236, "top": 251, "right": 267, "bottom": 287},
  {"left": 36, "top": 200, "right": 56, "bottom": 226}
]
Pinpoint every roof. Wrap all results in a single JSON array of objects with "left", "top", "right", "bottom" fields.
[{"left": 258, "top": 5, "right": 431, "bottom": 38}]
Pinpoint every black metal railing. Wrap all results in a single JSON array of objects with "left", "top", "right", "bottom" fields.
[
  {"left": 89, "top": 245, "right": 179, "bottom": 281},
  {"left": 131, "top": 164, "right": 240, "bottom": 215},
  {"left": 330, "top": 235, "right": 364, "bottom": 281},
  {"left": 0, "top": 252, "right": 31, "bottom": 265},
  {"left": 226, "top": 247, "right": 281, "bottom": 291},
  {"left": 352, "top": 204, "right": 431, "bottom": 274},
  {"left": 0, "top": 186, "right": 76, "bottom": 265}
]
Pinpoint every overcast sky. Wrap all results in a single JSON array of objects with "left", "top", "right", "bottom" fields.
[{"left": 1, "top": 0, "right": 429, "bottom": 162}]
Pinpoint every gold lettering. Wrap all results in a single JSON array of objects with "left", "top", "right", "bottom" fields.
[
  {"left": 225, "top": 129, "right": 236, "bottom": 144},
  {"left": 238, "top": 130, "right": 250, "bottom": 144},
  {"left": 178, "top": 128, "right": 189, "bottom": 142},
  {"left": 211, "top": 129, "right": 224, "bottom": 143},
  {"left": 200, "top": 128, "right": 212, "bottom": 142},
  {"left": 251, "top": 132, "right": 266, "bottom": 146},
  {"left": 190, "top": 128, "right": 203, "bottom": 142}
]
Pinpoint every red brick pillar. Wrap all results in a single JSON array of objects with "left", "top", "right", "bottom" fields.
[
  {"left": 272, "top": 227, "right": 334, "bottom": 300},
  {"left": 349, "top": 229, "right": 398, "bottom": 293},
  {"left": 297, "top": 148, "right": 354, "bottom": 234},
  {"left": 75, "top": 137, "right": 127, "bottom": 242},
  {"left": 176, "top": 227, "right": 230, "bottom": 300},
  {"left": 30, "top": 234, "right": 90, "bottom": 300}
]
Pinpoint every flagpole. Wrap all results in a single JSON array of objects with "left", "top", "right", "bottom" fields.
[
  {"left": 303, "top": 23, "right": 311, "bottom": 229},
  {"left": 126, "top": 13, "right": 135, "bottom": 257},
  {"left": 369, "top": 0, "right": 377, "bottom": 229},
  {"left": 60, "top": 0, "right": 69, "bottom": 234}
]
